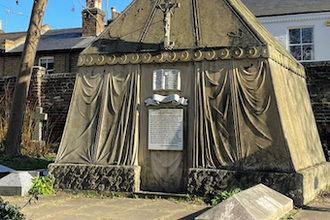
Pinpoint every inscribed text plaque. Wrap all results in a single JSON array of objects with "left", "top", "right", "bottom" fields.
[{"left": 148, "top": 109, "right": 183, "bottom": 150}]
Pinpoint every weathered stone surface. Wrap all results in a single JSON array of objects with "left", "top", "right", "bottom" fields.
[
  {"left": 48, "top": 164, "right": 141, "bottom": 192},
  {"left": 188, "top": 162, "right": 330, "bottom": 206},
  {"left": 195, "top": 184, "right": 293, "bottom": 220},
  {"left": 0, "top": 171, "right": 33, "bottom": 196}
]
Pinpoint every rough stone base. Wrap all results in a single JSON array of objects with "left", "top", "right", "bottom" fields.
[
  {"left": 188, "top": 162, "right": 330, "bottom": 206},
  {"left": 48, "top": 164, "right": 141, "bottom": 193}
]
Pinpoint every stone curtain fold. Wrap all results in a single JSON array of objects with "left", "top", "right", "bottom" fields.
[
  {"left": 56, "top": 65, "right": 139, "bottom": 166},
  {"left": 193, "top": 60, "right": 292, "bottom": 171}
]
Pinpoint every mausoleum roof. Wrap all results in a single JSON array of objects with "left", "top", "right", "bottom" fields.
[{"left": 79, "top": 0, "right": 304, "bottom": 76}]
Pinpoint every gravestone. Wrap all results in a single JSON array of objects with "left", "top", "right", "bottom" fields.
[
  {"left": 32, "top": 106, "right": 48, "bottom": 147},
  {"left": 49, "top": 0, "right": 330, "bottom": 205},
  {"left": 0, "top": 171, "right": 33, "bottom": 196},
  {"left": 195, "top": 184, "right": 293, "bottom": 220}
]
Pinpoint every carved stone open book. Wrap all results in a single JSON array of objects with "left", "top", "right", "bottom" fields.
[{"left": 153, "top": 69, "right": 181, "bottom": 91}]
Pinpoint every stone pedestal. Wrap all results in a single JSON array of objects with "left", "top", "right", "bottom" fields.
[
  {"left": 188, "top": 162, "right": 330, "bottom": 206},
  {"left": 48, "top": 164, "right": 141, "bottom": 193},
  {"left": 0, "top": 171, "right": 34, "bottom": 196}
]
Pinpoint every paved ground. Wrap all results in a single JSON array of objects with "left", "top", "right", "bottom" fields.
[
  {"left": 3, "top": 194, "right": 330, "bottom": 219},
  {"left": 287, "top": 196, "right": 330, "bottom": 220},
  {"left": 3, "top": 194, "right": 210, "bottom": 220}
]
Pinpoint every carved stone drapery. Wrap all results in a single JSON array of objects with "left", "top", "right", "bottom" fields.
[
  {"left": 193, "top": 59, "right": 293, "bottom": 171},
  {"left": 56, "top": 65, "right": 139, "bottom": 166}
]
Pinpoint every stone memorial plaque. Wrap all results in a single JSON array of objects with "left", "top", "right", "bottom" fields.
[
  {"left": 148, "top": 109, "right": 183, "bottom": 150},
  {"left": 153, "top": 69, "right": 181, "bottom": 91}
]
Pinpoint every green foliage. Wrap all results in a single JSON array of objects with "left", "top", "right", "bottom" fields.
[
  {"left": 284, "top": 209, "right": 300, "bottom": 219},
  {"left": 0, "top": 197, "right": 25, "bottom": 220},
  {"left": 29, "top": 176, "right": 54, "bottom": 196},
  {"left": 0, "top": 151, "right": 54, "bottom": 170},
  {"left": 0, "top": 81, "right": 59, "bottom": 158},
  {"left": 211, "top": 188, "right": 242, "bottom": 205}
]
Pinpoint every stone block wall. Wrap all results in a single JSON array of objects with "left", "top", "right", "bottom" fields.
[
  {"left": 48, "top": 164, "right": 141, "bottom": 193},
  {"left": 303, "top": 61, "right": 330, "bottom": 160},
  {"left": 3, "top": 56, "right": 20, "bottom": 77},
  {"left": 188, "top": 163, "right": 330, "bottom": 206},
  {"left": 38, "top": 73, "right": 77, "bottom": 142},
  {"left": 0, "top": 57, "right": 4, "bottom": 77},
  {"left": 0, "top": 76, "right": 16, "bottom": 94},
  {"left": 304, "top": 62, "right": 330, "bottom": 124},
  {"left": 0, "top": 72, "right": 76, "bottom": 143}
]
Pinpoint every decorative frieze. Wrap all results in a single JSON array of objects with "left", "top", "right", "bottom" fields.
[{"left": 78, "top": 46, "right": 269, "bottom": 67}]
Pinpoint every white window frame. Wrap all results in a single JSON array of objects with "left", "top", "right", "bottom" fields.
[
  {"left": 38, "top": 56, "right": 54, "bottom": 74},
  {"left": 287, "top": 26, "right": 314, "bottom": 62}
]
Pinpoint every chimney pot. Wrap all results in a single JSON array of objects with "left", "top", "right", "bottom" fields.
[{"left": 111, "top": 7, "right": 119, "bottom": 19}]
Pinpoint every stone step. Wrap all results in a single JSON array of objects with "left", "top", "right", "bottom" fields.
[{"left": 134, "top": 191, "right": 188, "bottom": 199}]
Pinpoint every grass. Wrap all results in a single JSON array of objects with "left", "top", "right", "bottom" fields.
[
  {"left": 211, "top": 188, "right": 242, "bottom": 205},
  {"left": 0, "top": 150, "right": 55, "bottom": 170}
]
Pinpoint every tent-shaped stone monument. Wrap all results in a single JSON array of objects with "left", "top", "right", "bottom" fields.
[{"left": 49, "top": 0, "right": 330, "bottom": 205}]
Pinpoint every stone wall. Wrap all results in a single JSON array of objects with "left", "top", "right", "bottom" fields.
[
  {"left": 303, "top": 61, "right": 330, "bottom": 160},
  {"left": 3, "top": 56, "right": 20, "bottom": 77},
  {"left": 0, "top": 72, "right": 76, "bottom": 143},
  {"left": 0, "top": 57, "right": 4, "bottom": 77},
  {"left": 188, "top": 163, "right": 330, "bottom": 206},
  {"left": 37, "top": 73, "right": 77, "bottom": 142},
  {"left": 48, "top": 164, "right": 141, "bottom": 193},
  {"left": 304, "top": 62, "right": 330, "bottom": 124},
  {"left": 0, "top": 76, "right": 16, "bottom": 95}
]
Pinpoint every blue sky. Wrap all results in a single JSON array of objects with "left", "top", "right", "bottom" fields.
[{"left": 0, "top": 0, "right": 132, "bottom": 32}]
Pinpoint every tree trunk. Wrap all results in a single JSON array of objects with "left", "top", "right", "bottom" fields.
[{"left": 5, "top": 0, "right": 48, "bottom": 155}]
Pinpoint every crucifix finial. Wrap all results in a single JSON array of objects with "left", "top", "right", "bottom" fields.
[{"left": 157, "top": 0, "right": 180, "bottom": 50}]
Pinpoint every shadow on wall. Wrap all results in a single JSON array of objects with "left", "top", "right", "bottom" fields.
[{"left": 317, "top": 124, "right": 330, "bottom": 161}]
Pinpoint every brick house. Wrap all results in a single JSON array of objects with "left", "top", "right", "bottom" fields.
[
  {"left": 0, "top": 0, "right": 105, "bottom": 77},
  {"left": 0, "top": 0, "right": 108, "bottom": 142}
]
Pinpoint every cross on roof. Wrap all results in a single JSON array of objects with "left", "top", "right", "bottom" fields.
[{"left": 156, "top": 0, "right": 180, "bottom": 50}]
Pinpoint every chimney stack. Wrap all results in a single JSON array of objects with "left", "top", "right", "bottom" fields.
[
  {"left": 95, "top": 0, "right": 102, "bottom": 9},
  {"left": 86, "top": 0, "right": 102, "bottom": 9},
  {"left": 111, "top": 7, "right": 119, "bottom": 19},
  {"left": 82, "top": 0, "right": 105, "bottom": 36}
]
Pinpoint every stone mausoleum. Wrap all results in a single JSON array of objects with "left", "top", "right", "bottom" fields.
[{"left": 49, "top": 0, "right": 330, "bottom": 205}]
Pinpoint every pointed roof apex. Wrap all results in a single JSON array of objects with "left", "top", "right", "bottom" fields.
[{"left": 79, "top": 0, "right": 304, "bottom": 75}]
